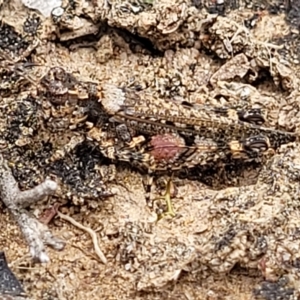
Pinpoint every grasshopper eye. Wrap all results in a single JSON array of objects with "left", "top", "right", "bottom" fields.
[
  {"left": 238, "top": 108, "right": 265, "bottom": 125},
  {"left": 243, "top": 135, "right": 270, "bottom": 152}
]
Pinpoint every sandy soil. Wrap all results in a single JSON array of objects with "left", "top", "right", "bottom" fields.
[{"left": 1, "top": 1, "right": 300, "bottom": 299}]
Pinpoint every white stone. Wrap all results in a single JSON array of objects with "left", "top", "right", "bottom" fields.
[{"left": 22, "top": 0, "right": 62, "bottom": 17}]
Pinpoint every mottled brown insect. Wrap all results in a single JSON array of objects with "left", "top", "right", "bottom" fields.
[
  {"left": 34, "top": 67, "right": 298, "bottom": 176},
  {"left": 97, "top": 84, "right": 297, "bottom": 172}
]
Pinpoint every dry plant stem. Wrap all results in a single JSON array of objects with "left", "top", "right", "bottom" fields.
[
  {"left": 163, "top": 179, "right": 175, "bottom": 217},
  {"left": 0, "top": 154, "right": 65, "bottom": 263},
  {"left": 57, "top": 211, "right": 107, "bottom": 264}
]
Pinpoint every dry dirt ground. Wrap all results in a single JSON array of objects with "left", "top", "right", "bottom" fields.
[{"left": 1, "top": 0, "right": 300, "bottom": 299}]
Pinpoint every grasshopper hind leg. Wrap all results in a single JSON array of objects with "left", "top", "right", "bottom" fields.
[{"left": 143, "top": 174, "right": 176, "bottom": 219}]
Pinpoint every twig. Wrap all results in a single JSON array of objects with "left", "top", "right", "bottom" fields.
[
  {"left": 57, "top": 211, "right": 107, "bottom": 264},
  {"left": 0, "top": 155, "right": 65, "bottom": 263}
]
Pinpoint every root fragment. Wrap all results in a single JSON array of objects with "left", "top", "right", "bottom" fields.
[{"left": 57, "top": 211, "right": 107, "bottom": 264}]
